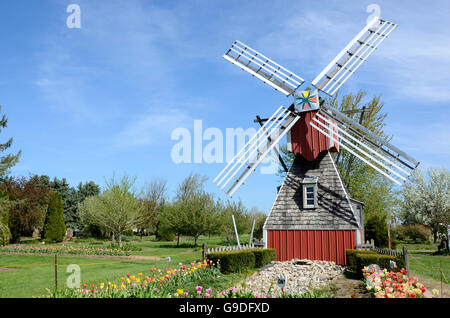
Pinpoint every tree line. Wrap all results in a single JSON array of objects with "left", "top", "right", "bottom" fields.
[
  {"left": 0, "top": 171, "right": 267, "bottom": 248},
  {"left": 78, "top": 172, "right": 267, "bottom": 248}
]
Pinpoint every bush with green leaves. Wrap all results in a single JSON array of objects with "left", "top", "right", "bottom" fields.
[
  {"left": 42, "top": 192, "right": 66, "bottom": 243},
  {"left": 207, "top": 248, "right": 276, "bottom": 274},
  {"left": 250, "top": 248, "right": 276, "bottom": 268},
  {"left": 346, "top": 249, "right": 404, "bottom": 277},
  {"left": 392, "top": 224, "right": 431, "bottom": 242},
  {"left": 207, "top": 250, "right": 255, "bottom": 274}
]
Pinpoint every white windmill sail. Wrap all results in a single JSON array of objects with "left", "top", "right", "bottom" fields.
[
  {"left": 310, "top": 103, "right": 419, "bottom": 186},
  {"left": 214, "top": 106, "right": 301, "bottom": 197},
  {"left": 312, "top": 16, "right": 398, "bottom": 96},
  {"left": 223, "top": 40, "right": 305, "bottom": 96}
]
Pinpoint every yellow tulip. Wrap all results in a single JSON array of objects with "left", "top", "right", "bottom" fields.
[
  {"left": 177, "top": 289, "right": 183, "bottom": 295},
  {"left": 136, "top": 278, "right": 141, "bottom": 283}
]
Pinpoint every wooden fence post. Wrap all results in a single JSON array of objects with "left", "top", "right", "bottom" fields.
[
  {"left": 402, "top": 246, "right": 409, "bottom": 277},
  {"left": 54, "top": 254, "right": 58, "bottom": 290}
]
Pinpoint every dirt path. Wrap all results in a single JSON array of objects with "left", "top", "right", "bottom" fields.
[
  {"left": 0, "top": 252, "right": 164, "bottom": 261},
  {"left": 330, "top": 273, "right": 369, "bottom": 298}
]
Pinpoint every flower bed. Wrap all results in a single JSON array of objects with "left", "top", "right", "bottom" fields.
[
  {"left": 362, "top": 266, "right": 439, "bottom": 298},
  {"left": 0, "top": 244, "right": 130, "bottom": 257},
  {"left": 52, "top": 260, "right": 222, "bottom": 298}
]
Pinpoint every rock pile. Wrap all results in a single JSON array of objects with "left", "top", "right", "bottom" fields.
[{"left": 230, "top": 259, "right": 344, "bottom": 297}]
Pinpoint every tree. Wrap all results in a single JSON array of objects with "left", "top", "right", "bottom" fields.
[
  {"left": 248, "top": 206, "right": 267, "bottom": 240},
  {"left": 160, "top": 172, "right": 219, "bottom": 246},
  {"left": 0, "top": 189, "right": 10, "bottom": 245},
  {"left": 138, "top": 178, "right": 167, "bottom": 238},
  {"left": 0, "top": 105, "right": 21, "bottom": 182},
  {"left": 218, "top": 199, "right": 250, "bottom": 244},
  {"left": 79, "top": 174, "right": 144, "bottom": 248},
  {"left": 365, "top": 213, "right": 389, "bottom": 248},
  {"left": 182, "top": 189, "right": 217, "bottom": 246},
  {"left": 36, "top": 176, "right": 100, "bottom": 231},
  {"left": 159, "top": 201, "right": 186, "bottom": 245},
  {"left": 401, "top": 167, "right": 450, "bottom": 242},
  {"left": 42, "top": 192, "right": 66, "bottom": 242},
  {"left": 5, "top": 176, "right": 52, "bottom": 242}
]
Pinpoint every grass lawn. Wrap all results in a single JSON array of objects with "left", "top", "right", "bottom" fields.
[
  {"left": 0, "top": 235, "right": 254, "bottom": 298},
  {"left": 395, "top": 242, "right": 449, "bottom": 297}
]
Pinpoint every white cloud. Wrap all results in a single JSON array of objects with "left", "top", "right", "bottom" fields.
[{"left": 114, "top": 108, "right": 192, "bottom": 148}]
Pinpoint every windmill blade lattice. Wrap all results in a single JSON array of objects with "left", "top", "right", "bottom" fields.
[
  {"left": 312, "top": 17, "right": 398, "bottom": 96},
  {"left": 213, "top": 106, "right": 301, "bottom": 197},
  {"left": 223, "top": 40, "right": 305, "bottom": 96},
  {"left": 309, "top": 103, "right": 419, "bottom": 185}
]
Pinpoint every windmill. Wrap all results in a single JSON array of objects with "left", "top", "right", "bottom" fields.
[{"left": 213, "top": 16, "right": 420, "bottom": 265}]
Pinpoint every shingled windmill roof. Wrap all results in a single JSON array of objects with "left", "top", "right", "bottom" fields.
[{"left": 264, "top": 151, "right": 361, "bottom": 230}]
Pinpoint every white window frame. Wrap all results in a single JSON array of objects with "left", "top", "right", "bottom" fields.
[{"left": 302, "top": 177, "right": 318, "bottom": 209}]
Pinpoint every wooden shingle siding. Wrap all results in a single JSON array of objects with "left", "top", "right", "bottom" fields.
[{"left": 265, "top": 151, "right": 360, "bottom": 230}]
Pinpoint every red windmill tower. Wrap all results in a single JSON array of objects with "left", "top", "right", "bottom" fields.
[{"left": 214, "top": 16, "right": 419, "bottom": 265}]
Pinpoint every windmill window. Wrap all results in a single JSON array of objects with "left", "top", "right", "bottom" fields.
[{"left": 302, "top": 178, "right": 318, "bottom": 209}]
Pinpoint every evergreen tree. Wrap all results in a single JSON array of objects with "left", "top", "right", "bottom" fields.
[
  {"left": 42, "top": 192, "right": 66, "bottom": 242},
  {"left": 0, "top": 105, "right": 21, "bottom": 182}
]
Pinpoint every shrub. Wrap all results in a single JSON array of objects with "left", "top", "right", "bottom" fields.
[
  {"left": 250, "top": 248, "right": 276, "bottom": 268},
  {"left": 346, "top": 249, "right": 405, "bottom": 278},
  {"left": 157, "top": 228, "right": 175, "bottom": 241},
  {"left": 42, "top": 192, "right": 66, "bottom": 243},
  {"left": 392, "top": 224, "right": 431, "bottom": 242},
  {"left": 207, "top": 250, "right": 255, "bottom": 274},
  {"left": 346, "top": 249, "right": 377, "bottom": 273}
]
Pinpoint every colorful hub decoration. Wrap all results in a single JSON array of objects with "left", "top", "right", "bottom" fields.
[{"left": 294, "top": 89, "right": 320, "bottom": 113}]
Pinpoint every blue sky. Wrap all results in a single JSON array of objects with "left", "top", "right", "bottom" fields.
[{"left": 1, "top": 0, "right": 449, "bottom": 213}]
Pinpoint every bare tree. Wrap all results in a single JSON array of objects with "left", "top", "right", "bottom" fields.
[{"left": 138, "top": 178, "right": 167, "bottom": 238}]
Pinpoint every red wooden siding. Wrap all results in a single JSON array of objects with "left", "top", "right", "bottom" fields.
[
  {"left": 267, "top": 230, "right": 356, "bottom": 265},
  {"left": 290, "top": 111, "right": 338, "bottom": 161}
]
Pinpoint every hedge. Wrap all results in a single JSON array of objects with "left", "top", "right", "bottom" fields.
[
  {"left": 346, "top": 249, "right": 405, "bottom": 277},
  {"left": 251, "top": 248, "right": 276, "bottom": 268},
  {"left": 207, "top": 248, "right": 276, "bottom": 274}
]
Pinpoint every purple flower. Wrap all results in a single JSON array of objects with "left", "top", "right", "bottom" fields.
[
  {"left": 206, "top": 288, "right": 212, "bottom": 294},
  {"left": 204, "top": 293, "right": 210, "bottom": 298},
  {"left": 183, "top": 292, "right": 189, "bottom": 298},
  {"left": 195, "top": 286, "right": 203, "bottom": 292}
]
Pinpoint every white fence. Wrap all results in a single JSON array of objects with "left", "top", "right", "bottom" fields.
[{"left": 206, "top": 243, "right": 262, "bottom": 254}]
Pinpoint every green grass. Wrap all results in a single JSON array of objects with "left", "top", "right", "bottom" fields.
[
  {"left": 0, "top": 234, "right": 256, "bottom": 298},
  {"left": 408, "top": 251, "right": 449, "bottom": 284},
  {"left": 395, "top": 242, "right": 449, "bottom": 284}
]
